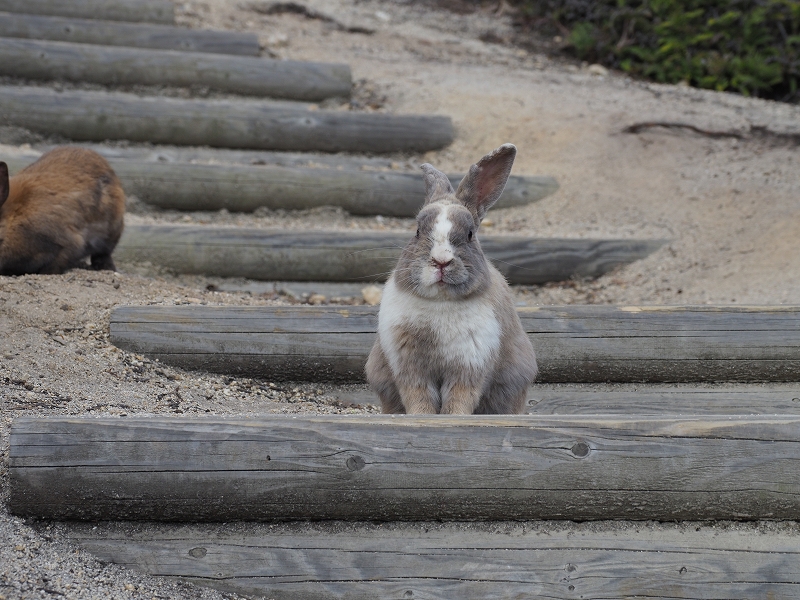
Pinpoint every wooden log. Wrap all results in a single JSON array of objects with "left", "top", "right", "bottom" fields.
[
  {"left": 334, "top": 383, "right": 800, "bottom": 415},
  {"left": 116, "top": 163, "right": 554, "bottom": 215},
  {"left": 11, "top": 414, "right": 800, "bottom": 521},
  {"left": 109, "top": 305, "right": 800, "bottom": 383},
  {"left": 0, "top": 12, "right": 260, "bottom": 56},
  {"left": 68, "top": 521, "right": 800, "bottom": 600},
  {"left": 114, "top": 225, "right": 662, "bottom": 283},
  {"left": 0, "top": 38, "right": 351, "bottom": 101},
  {"left": 0, "top": 86, "right": 454, "bottom": 153},
  {"left": 5, "top": 154, "right": 558, "bottom": 217},
  {"left": 0, "top": 0, "right": 175, "bottom": 24},
  {"left": 36, "top": 142, "right": 441, "bottom": 170}
]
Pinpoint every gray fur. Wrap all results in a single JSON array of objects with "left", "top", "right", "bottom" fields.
[
  {"left": 455, "top": 143, "right": 516, "bottom": 223},
  {"left": 393, "top": 202, "right": 490, "bottom": 300},
  {"left": 366, "top": 144, "right": 537, "bottom": 415},
  {"left": 420, "top": 163, "right": 454, "bottom": 204}
]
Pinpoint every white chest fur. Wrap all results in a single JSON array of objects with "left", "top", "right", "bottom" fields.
[{"left": 378, "top": 277, "right": 501, "bottom": 375}]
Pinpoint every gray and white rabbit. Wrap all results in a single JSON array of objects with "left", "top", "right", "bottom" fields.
[{"left": 366, "top": 144, "right": 537, "bottom": 414}]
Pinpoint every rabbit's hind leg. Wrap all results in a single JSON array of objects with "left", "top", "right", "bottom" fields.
[{"left": 366, "top": 340, "right": 406, "bottom": 414}]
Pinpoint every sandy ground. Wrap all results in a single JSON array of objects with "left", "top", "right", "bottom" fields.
[{"left": 1, "top": 0, "right": 800, "bottom": 598}]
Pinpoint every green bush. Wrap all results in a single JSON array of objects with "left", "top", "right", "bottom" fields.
[{"left": 517, "top": 0, "right": 800, "bottom": 102}]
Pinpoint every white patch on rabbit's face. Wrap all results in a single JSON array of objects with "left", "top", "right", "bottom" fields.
[{"left": 431, "top": 207, "right": 454, "bottom": 261}]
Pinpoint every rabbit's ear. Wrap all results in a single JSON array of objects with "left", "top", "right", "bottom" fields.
[
  {"left": 0, "top": 162, "right": 8, "bottom": 209},
  {"left": 455, "top": 144, "right": 516, "bottom": 223},
  {"left": 420, "top": 163, "right": 455, "bottom": 205}
]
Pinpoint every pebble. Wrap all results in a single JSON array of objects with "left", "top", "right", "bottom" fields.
[
  {"left": 361, "top": 285, "right": 382, "bottom": 306},
  {"left": 588, "top": 63, "right": 609, "bottom": 76}
]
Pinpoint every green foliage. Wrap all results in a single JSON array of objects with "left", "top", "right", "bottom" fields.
[{"left": 516, "top": 0, "right": 800, "bottom": 102}]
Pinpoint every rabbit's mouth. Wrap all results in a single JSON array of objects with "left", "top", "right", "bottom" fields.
[{"left": 410, "top": 264, "right": 471, "bottom": 299}]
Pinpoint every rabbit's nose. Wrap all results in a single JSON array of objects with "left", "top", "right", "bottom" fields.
[{"left": 432, "top": 258, "right": 452, "bottom": 268}]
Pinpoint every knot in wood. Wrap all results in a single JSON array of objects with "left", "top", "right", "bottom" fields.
[
  {"left": 570, "top": 441, "right": 590, "bottom": 458},
  {"left": 346, "top": 455, "right": 366, "bottom": 471},
  {"left": 188, "top": 547, "right": 207, "bottom": 559}
]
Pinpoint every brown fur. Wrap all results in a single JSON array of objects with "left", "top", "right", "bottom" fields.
[
  {"left": 366, "top": 144, "right": 537, "bottom": 415},
  {"left": 0, "top": 147, "right": 125, "bottom": 275}
]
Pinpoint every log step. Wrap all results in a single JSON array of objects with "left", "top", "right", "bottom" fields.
[
  {"left": 0, "top": 12, "right": 260, "bottom": 55},
  {"left": 0, "top": 85, "right": 454, "bottom": 153},
  {"left": 0, "top": 38, "right": 351, "bottom": 101},
  {"left": 0, "top": 0, "right": 175, "bottom": 24},
  {"left": 35, "top": 142, "right": 466, "bottom": 170},
  {"left": 5, "top": 156, "right": 557, "bottom": 217},
  {"left": 109, "top": 304, "right": 800, "bottom": 383},
  {"left": 68, "top": 520, "right": 800, "bottom": 600},
  {"left": 114, "top": 225, "right": 662, "bottom": 284},
  {"left": 334, "top": 383, "right": 800, "bottom": 415},
  {"left": 11, "top": 414, "right": 800, "bottom": 521}
]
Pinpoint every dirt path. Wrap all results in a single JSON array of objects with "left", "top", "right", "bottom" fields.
[{"left": 1, "top": 1, "right": 799, "bottom": 598}]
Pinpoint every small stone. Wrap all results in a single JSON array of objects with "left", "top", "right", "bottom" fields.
[
  {"left": 588, "top": 63, "right": 609, "bottom": 76},
  {"left": 265, "top": 32, "right": 290, "bottom": 47},
  {"left": 124, "top": 583, "right": 135, "bottom": 591},
  {"left": 481, "top": 218, "right": 494, "bottom": 227},
  {"left": 307, "top": 293, "right": 327, "bottom": 305},
  {"left": 362, "top": 285, "right": 382, "bottom": 306}
]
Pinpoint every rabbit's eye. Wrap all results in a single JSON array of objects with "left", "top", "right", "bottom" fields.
[{"left": 468, "top": 230, "right": 473, "bottom": 241}]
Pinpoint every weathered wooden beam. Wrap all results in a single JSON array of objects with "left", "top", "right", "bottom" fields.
[
  {"left": 35, "top": 142, "right": 439, "bottom": 170},
  {"left": 68, "top": 521, "right": 800, "bottom": 600},
  {"left": 0, "top": 0, "right": 175, "bottom": 24},
  {"left": 0, "top": 86, "right": 454, "bottom": 153},
  {"left": 334, "top": 383, "right": 800, "bottom": 415},
  {"left": 0, "top": 12, "right": 260, "bottom": 56},
  {"left": 0, "top": 38, "right": 351, "bottom": 101},
  {"left": 114, "top": 225, "right": 662, "bottom": 283},
  {"left": 109, "top": 305, "right": 800, "bottom": 383},
  {"left": 11, "top": 414, "right": 800, "bottom": 521},
  {"left": 5, "top": 155, "right": 557, "bottom": 216},
  {"left": 114, "top": 163, "right": 554, "bottom": 215}
]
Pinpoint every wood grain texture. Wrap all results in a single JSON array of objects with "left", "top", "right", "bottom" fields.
[
  {"left": 109, "top": 163, "right": 555, "bottom": 216},
  {"left": 0, "top": 38, "right": 351, "bottom": 101},
  {"left": 67, "top": 521, "right": 800, "bottom": 600},
  {"left": 0, "top": 86, "right": 454, "bottom": 153},
  {"left": 333, "top": 383, "right": 800, "bottom": 415},
  {"left": 5, "top": 155, "right": 557, "bottom": 217},
  {"left": 11, "top": 414, "right": 800, "bottom": 521},
  {"left": 0, "top": 12, "right": 259, "bottom": 55},
  {"left": 114, "top": 225, "right": 662, "bottom": 284},
  {"left": 0, "top": 0, "right": 175, "bottom": 24},
  {"left": 33, "top": 142, "right": 463, "bottom": 170},
  {"left": 110, "top": 304, "right": 800, "bottom": 382}
]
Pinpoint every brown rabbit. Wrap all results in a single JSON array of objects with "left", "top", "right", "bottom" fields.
[
  {"left": 366, "top": 144, "right": 537, "bottom": 415},
  {"left": 0, "top": 147, "right": 125, "bottom": 275}
]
